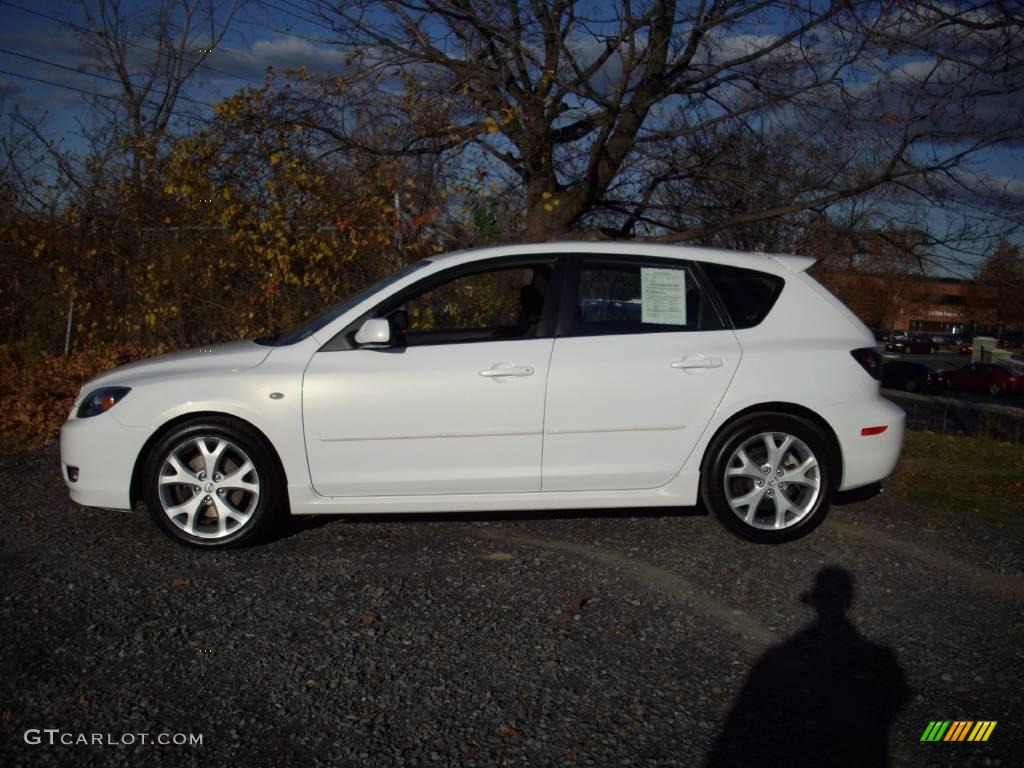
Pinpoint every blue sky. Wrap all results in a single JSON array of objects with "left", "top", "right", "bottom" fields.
[{"left": 0, "top": 0, "right": 352, "bottom": 131}]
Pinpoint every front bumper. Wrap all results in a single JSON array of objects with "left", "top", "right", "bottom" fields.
[{"left": 60, "top": 415, "right": 152, "bottom": 510}]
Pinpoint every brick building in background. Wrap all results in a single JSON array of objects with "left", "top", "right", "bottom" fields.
[
  {"left": 811, "top": 270, "right": 999, "bottom": 336},
  {"left": 800, "top": 232, "right": 1022, "bottom": 339}
]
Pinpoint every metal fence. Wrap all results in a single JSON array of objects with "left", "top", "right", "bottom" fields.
[{"left": 884, "top": 390, "right": 1024, "bottom": 444}]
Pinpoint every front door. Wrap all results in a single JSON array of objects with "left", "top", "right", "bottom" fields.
[{"left": 303, "top": 260, "right": 557, "bottom": 497}]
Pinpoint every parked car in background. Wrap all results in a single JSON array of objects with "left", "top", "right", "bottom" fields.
[
  {"left": 944, "top": 363, "right": 1023, "bottom": 396},
  {"left": 60, "top": 242, "right": 904, "bottom": 548},
  {"left": 956, "top": 338, "right": 973, "bottom": 355},
  {"left": 885, "top": 334, "right": 938, "bottom": 354},
  {"left": 881, "top": 361, "right": 946, "bottom": 393}
]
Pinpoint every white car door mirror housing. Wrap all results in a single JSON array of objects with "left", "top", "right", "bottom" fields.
[{"left": 354, "top": 318, "right": 392, "bottom": 347}]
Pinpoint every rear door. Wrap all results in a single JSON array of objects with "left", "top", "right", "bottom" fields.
[{"left": 542, "top": 256, "right": 741, "bottom": 491}]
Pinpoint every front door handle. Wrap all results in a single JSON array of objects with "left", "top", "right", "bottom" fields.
[
  {"left": 671, "top": 355, "right": 723, "bottom": 370},
  {"left": 480, "top": 363, "right": 535, "bottom": 378}
]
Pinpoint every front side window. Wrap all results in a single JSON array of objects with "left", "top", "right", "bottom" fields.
[
  {"left": 572, "top": 260, "right": 723, "bottom": 335},
  {"left": 385, "top": 262, "right": 554, "bottom": 347},
  {"left": 403, "top": 268, "right": 533, "bottom": 332}
]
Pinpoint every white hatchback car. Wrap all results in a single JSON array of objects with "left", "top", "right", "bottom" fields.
[{"left": 60, "top": 242, "right": 904, "bottom": 547}]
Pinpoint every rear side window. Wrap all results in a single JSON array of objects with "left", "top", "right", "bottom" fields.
[
  {"left": 701, "top": 262, "right": 785, "bottom": 329},
  {"left": 572, "top": 260, "right": 724, "bottom": 335}
]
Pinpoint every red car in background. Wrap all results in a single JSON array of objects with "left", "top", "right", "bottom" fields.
[{"left": 944, "top": 363, "right": 1023, "bottom": 396}]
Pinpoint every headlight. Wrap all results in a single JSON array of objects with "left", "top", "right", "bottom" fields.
[{"left": 77, "top": 386, "right": 132, "bottom": 418}]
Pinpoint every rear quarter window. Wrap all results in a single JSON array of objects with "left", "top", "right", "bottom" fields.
[{"left": 700, "top": 262, "right": 785, "bottom": 329}]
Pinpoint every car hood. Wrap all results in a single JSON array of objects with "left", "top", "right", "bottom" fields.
[{"left": 80, "top": 341, "right": 273, "bottom": 393}]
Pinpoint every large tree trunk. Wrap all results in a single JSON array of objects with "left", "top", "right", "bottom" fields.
[
  {"left": 522, "top": 199, "right": 576, "bottom": 241},
  {"left": 522, "top": 173, "right": 587, "bottom": 241}
]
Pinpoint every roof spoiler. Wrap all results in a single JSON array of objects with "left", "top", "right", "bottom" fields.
[{"left": 768, "top": 253, "right": 816, "bottom": 273}]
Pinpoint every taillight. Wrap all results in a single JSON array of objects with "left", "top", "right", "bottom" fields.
[{"left": 851, "top": 347, "right": 881, "bottom": 380}]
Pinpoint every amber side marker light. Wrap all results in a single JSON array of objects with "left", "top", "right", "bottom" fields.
[{"left": 861, "top": 426, "right": 888, "bottom": 436}]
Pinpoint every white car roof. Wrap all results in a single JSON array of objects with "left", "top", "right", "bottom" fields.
[{"left": 425, "top": 241, "right": 814, "bottom": 275}]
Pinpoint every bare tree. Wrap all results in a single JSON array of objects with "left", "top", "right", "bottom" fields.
[
  {"left": 972, "top": 239, "right": 1024, "bottom": 333},
  {"left": 77, "top": 0, "right": 246, "bottom": 203},
  {"left": 288, "top": 0, "right": 1022, "bottom": 249}
]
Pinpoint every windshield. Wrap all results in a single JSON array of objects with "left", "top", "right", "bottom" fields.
[{"left": 256, "top": 261, "right": 430, "bottom": 346}]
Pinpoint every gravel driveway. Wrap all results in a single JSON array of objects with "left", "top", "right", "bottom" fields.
[{"left": 2, "top": 447, "right": 1022, "bottom": 767}]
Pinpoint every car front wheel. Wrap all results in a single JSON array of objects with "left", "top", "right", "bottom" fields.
[
  {"left": 702, "top": 413, "right": 833, "bottom": 543},
  {"left": 143, "top": 418, "right": 282, "bottom": 548}
]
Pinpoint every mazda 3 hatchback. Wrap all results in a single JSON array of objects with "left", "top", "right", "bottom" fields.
[{"left": 60, "top": 243, "right": 904, "bottom": 547}]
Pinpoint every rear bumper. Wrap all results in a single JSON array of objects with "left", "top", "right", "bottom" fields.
[
  {"left": 60, "top": 415, "right": 151, "bottom": 510},
  {"left": 822, "top": 396, "right": 906, "bottom": 491}
]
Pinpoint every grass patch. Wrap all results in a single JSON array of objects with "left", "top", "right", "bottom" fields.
[{"left": 888, "top": 430, "right": 1024, "bottom": 525}]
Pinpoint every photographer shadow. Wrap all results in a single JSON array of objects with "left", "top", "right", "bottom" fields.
[{"left": 706, "top": 566, "right": 910, "bottom": 768}]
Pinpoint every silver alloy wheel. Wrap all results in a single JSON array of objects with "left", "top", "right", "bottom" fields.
[
  {"left": 723, "top": 431, "right": 821, "bottom": 530},
  {"left": 157, "top": 436, "right": 260, "bottom": 539}
]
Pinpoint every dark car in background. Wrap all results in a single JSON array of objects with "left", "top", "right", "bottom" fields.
[
  {"left": 885, "top": 334, "right": 939, "bottom": 354},
  {"left": 881, "top": 361, "right": 946, "bottom": 393},
  {"left": 944, "top": 363, "right": 1023, "bottom": 396}
]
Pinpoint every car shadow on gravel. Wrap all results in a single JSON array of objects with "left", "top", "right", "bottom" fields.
[
  {"left": 706, "top": 566, "right": 910, "bottom": 768},
  {"left": 273, "top": 506, "right": 709, "bottom": 542},
  {"left": 271, "top": 486, "right": 883, "bottom": 546}
]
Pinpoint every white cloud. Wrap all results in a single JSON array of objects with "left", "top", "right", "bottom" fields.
[{"left": 214, "top": 35, "right": 350, "bottom": 82}]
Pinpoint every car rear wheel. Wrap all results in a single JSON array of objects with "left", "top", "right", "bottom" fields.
[
  {"left": 143, "top": 418, "right": 282, "bottom": 548},
  {"left": 989, "top": 382, "right": 1003, "bottom": 396},
  {"left": 702, "top": 413, "right": 833, "bottom": 543}
]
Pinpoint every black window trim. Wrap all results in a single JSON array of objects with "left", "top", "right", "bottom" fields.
[
  {"left": 696, "top": 260, "right": 785, "bottom": 330},
  {"left": 320, "top": 254, "right": 566, "bottom": 351},
  {"left": 556, "top": 253, "right": 729, "bottom": 337}
]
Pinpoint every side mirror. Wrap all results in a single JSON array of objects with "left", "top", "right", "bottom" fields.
[{"left": 354, "top": 318, "right": 392, "bottom": 347}]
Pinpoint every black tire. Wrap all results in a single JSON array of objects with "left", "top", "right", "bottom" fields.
[
  {"left": 143, "top": 417, "right": 283, "bottom": 548},
  {"left": 989, "top": 382, "right": 1003, "bottom": 396},
  {"left": 905, "top": 379, "right": 919, "bottom": 393},
  {"left": 701, "top": 413, "right": 834, "bottom": 544}
]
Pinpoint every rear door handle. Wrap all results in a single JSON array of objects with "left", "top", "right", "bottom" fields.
[
  {"left": 671, "top": 355, "right": 723, "bottom": 370},
  {"left": 480, "top": 364, "right": 535, "bottom": 378}
]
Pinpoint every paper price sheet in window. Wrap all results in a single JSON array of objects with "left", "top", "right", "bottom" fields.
[{"left": 640, "top": 267, "right": 686, "bottom": 325}]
